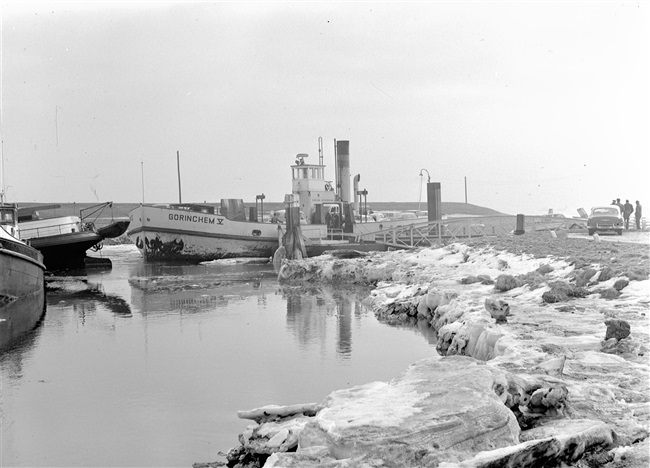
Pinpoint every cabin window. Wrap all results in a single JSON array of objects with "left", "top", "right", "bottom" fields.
[
  {"left": 301, "top": 168, "right": 308, "bottom": 179},
  {"left": 0, "top": 210, "right": 14, "bottom": 223}
]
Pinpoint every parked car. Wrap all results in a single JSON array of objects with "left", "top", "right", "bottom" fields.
[
  {"left": 402, "top": 210, "right": 428, "bottom": 218},
  {"left": 587, "top": 206, "right": 623, "bottom": 235},
  {"left": 395, "top": 212, "right": 418, "bottom": 221},
  {"left": 269, "top": 209, "right": 307, "bottom": 225},
  {"left": 369, "top": 211, "right": 388, "bottom": 222}
]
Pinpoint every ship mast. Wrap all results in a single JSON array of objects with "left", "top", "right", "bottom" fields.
[
  {"left": 0, "top": 137, "right": 5, "bottom": 204},
  {"left": 0, "top": 72, "right": 4, "bottom": 203},
  {"left": 177, "top": 150, "right": 182, "bottom": 204},
  {"left": 1, "top": 25, "right": 5, "bottom": 205}
]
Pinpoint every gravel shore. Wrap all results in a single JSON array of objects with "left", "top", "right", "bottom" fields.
[{"left": 463, "top": 232, "right": 649, "bottom": 281}]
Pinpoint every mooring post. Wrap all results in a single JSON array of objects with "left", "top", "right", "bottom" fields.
[
  {"left": 283, "top": 195, "right": 306, "bottom": 259},
  {"left": 515, "top": 214, "right": 525, "bottom": 235},
  {"left": 427, "top": 182, "right": 442, "bottom": 222}
]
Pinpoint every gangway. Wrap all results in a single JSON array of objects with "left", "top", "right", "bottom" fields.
[{"left": 355, "top": 215, "right": 588, "bottom": 250}]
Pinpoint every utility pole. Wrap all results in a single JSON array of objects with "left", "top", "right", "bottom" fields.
[{"left": 464, "top": 176, "right": 468, "bottom": 204}]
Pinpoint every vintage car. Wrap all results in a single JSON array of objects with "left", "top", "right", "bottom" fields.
[
  {"left": 587, "top": 206, "right": 623, "bottom": 235},
  {"left": 269, "top": 209, "right": 307, "bottom": 225}
]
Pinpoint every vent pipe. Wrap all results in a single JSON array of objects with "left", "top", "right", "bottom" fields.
[{"left": 353, "top": 174, "right": 361, "bottom": 213}]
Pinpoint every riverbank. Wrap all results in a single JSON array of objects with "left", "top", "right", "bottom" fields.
[{"left": 207, "top": 231, "right": 649, "bottom": 467}]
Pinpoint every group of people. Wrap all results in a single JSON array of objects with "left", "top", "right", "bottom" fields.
[{"left": 611, "top": 198, "right": 643, "bottom": 230}]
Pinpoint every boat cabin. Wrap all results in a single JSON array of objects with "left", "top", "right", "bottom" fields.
[
  {"left": 0, "top": 203, "right": 19, "bottom": 238},
  {"left": 291, "top": 153, "right": 337, "bottom": 224},
  {"left": 162, "top": 204, "right": 216, "bottom": 215}
]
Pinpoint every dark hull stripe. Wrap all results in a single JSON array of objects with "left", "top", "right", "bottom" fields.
[{"left": 127, "top": 226, "right": 279, "bottom": 243}]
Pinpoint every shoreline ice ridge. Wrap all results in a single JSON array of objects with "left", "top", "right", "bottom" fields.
[{"left": 221, "top": 239, "right": 649, "bottom": 467}]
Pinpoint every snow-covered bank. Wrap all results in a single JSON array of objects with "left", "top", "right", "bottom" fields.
[{"left": 220, "top": 235, "right": 649, "bottom": 467}]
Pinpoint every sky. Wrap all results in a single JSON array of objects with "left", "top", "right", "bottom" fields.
[{"left": 0, "top": 1, "right": 648, "bottom": 216}]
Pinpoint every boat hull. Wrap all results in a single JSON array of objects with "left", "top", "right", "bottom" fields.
[
  {"left": 127, "top": 205, "right": 283, "bottom": 262},
  {"left": 19, "top": 214, "right": 115, "bottom": 270},
  {"left": 1, "top": 240, "right": 46, "bottom": 351},
  {"left": 28, "top": 231, "right": 103, "bottom": 270},
  {"left": 97, "top": 220, "right": 130, "bottom": 239}
]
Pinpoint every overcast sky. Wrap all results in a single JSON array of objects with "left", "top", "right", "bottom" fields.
[{"left": 1, "top": 1, "right": 648, "bottom": 215}]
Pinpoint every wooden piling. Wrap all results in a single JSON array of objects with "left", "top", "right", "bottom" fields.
[{"left": 283, "top": 206, "right": 307, "bottom": 260}]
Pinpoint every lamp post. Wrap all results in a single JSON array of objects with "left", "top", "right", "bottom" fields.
[
  {"left": 256, "top": 194, "right": 265, "bottom": 222},
  {"left": 418, "top": 169, "right": 431, "bottom": 212}
]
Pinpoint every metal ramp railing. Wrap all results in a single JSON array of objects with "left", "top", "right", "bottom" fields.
[{"left": 354, "top": 215, "right": 588, "bottom": 249}]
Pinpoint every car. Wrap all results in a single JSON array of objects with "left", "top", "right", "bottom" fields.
[
  {"left": 368, "top": 211, "right": 388, "bottom": 222},
  {"left": 587, "top": 206, "right": 623, "bottom": 235},
  {"left": 269, "top": 209, "right": 307, "bottom": 225},
  {"left": 395, "top": 212, "right": 418, "bottom": 221},
  {"left": 402, "top": 210, "right": 428, "bottom": 218}
]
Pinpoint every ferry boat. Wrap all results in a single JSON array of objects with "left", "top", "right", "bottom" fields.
[
  {"left": 1, "top": 200, "right": 46, "bottom": 350},
  {"left": 127, "top": 139, "right": 426, "bottom": 262},
  {"left": 128, "top": 202, "right": 284, "bottom": 262}
]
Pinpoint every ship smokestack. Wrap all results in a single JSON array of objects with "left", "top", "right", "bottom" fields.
[{"left": 336, "top": 140, "right": 351, "bottom": 203}]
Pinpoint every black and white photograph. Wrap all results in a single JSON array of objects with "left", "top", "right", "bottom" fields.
[{"left": 1, "top": 2, "right": 648, "bottom": 467}]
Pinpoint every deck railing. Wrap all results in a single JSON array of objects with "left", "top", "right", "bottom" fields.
[{"left": 19, "top": 220, "right": 87, "bottom": 240}]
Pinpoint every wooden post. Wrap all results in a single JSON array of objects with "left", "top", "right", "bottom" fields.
[{"left": 283, "top": 204, "right": 306, "bottom": 259}]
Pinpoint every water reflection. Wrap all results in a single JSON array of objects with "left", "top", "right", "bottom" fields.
[
  {"left": 47, "top": 278, "right": 132, "bottom": 316},
  {"left": 1, "top": 246, "right": 442, "bottom": 467},
  {"left": 280, "top": 284, "right": 373, "bottom": 358},
  {"left": 0, "top": 323, "right": 43, "bottom": 380}
]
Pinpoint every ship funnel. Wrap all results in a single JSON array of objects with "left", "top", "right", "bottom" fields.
[{"left": 336, "top": 140, "right": 351, "bottom": 203}]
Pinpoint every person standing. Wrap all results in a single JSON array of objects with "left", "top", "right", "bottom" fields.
[
  {"left": 623, "top": 199, "right": 634, "bottom": 230},
  {"left": 615, "top": 198, "right": 624, "bottom": 219},
  {"left": 635, "top": 201, "right": 643, "bottom": 230}
]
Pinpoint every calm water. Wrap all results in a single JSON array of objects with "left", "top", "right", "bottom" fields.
[{"left": 1, "top": 245, "right": 438, "bottom": 467}]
